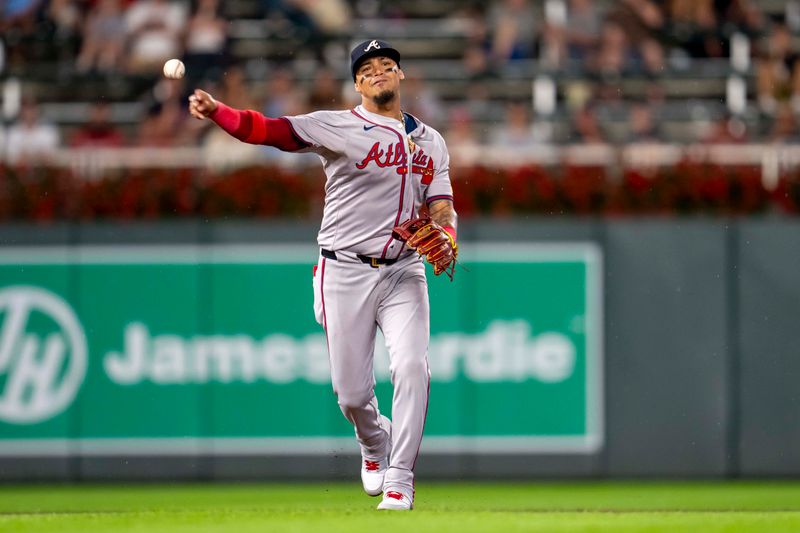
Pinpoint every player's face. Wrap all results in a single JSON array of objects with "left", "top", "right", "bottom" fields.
[{"left": 354, "top": 56, "right": 404, "bottom": 99}]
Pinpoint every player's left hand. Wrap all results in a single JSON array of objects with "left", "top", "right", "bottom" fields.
[{"left": 392, "top": 217, "right": 458, "bottom": 280}]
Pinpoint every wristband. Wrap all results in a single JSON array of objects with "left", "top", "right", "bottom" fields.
[{"left": 443, "top": 225, "right": 457, "bottom": 244}]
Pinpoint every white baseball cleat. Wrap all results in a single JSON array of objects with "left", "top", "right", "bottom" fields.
[
  {"left": 361, "top": 416, "right": 392, "bottom": 496},
  {"left": 376, "top": 489, "right": 414, "bottom": 511},
  {"left": 361, "top": 457, "right": 388, "bottom": 496}
]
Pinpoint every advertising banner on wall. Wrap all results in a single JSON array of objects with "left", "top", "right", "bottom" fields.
[{"left": 0, "top": 244, "right": 602, "bottom": 456}]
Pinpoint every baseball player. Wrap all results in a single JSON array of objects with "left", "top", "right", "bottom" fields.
[{"left": 188, "top": 39, "right": 458, "bottom": 511}]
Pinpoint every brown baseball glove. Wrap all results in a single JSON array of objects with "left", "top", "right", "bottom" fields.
[{"left": 392, "top": 216, "right": 458, "bottom": 280}]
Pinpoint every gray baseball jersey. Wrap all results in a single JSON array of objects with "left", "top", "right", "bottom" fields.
[{"left": 285, "top": 104, "right": 453, "bottom": 257}]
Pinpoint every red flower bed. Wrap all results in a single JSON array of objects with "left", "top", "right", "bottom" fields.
[
  {"left": 773, "top": 168, "right": 800, "bottom": 214},
  {"left": 612, "top": 162, "right": 771, "bottom": 215},
  {"left": 0, "top": 162, "right": 793, "bottom": 221}
]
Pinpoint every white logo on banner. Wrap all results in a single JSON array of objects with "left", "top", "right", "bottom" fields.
[
  {"left": 0, "top": 286, "right": 87, "bottom": 424},
  {"left": 104, "top": 320, "right": 575, "bottom": 385}
]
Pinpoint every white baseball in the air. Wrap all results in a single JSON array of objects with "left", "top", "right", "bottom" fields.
[{"left": 163, "top": 58, "right": 185, "bottom": 79}]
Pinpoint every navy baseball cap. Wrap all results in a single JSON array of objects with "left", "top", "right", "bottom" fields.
[{"left": 350, "top": 39, "right": 401, "bottom": 80}]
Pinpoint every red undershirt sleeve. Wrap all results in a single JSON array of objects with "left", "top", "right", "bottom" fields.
[{"left": 209, "top": 102, "right": 309, "bottom": 152}]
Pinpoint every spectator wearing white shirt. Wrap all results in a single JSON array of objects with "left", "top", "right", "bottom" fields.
[
  {"left": 5, "top": 99, "right": 59, "bottom": 166},
  {"left": 125, "top": 0, "right": 188, "bottom": 74}
]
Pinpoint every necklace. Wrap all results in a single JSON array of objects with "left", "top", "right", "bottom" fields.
[{"left": 401, "top": 112, "right": 417, "bottom": 153}]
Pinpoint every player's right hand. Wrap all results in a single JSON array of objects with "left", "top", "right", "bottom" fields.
[{"left": 188, "top": 89, "right": 218, "bottom": 120}]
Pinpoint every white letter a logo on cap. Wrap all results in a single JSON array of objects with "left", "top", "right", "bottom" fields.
[{"left": 364, "top": 40, "right": 381, "bottom": 52}]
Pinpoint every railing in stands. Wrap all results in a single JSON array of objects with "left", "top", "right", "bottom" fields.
[{"left": 19, "top": 144, "right": 800, "bottom": 192}]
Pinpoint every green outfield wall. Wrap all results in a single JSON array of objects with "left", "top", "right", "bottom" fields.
[{"left": 0, "top": 219, "right": 797, "bottom": 480}]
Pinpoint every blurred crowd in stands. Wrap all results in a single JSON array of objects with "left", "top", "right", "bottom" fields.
[{"left": 2, "top": 0, "right": 800, "bottom": 218}]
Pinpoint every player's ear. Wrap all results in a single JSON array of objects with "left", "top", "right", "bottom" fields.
[
  {"left": 398, "top": 68, "right": 405, "bottom": 80},
  {"left": 354, "top": 80, "right": 362, "bottom": 94}
]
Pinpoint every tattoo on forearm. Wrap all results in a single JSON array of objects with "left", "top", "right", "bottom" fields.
[{"left": 429, "top": 200, "right": 457, "bottom": 228}]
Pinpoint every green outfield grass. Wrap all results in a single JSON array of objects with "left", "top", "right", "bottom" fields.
[{"left": 1, "top": 481, "right": 799, "bottom": 533}]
